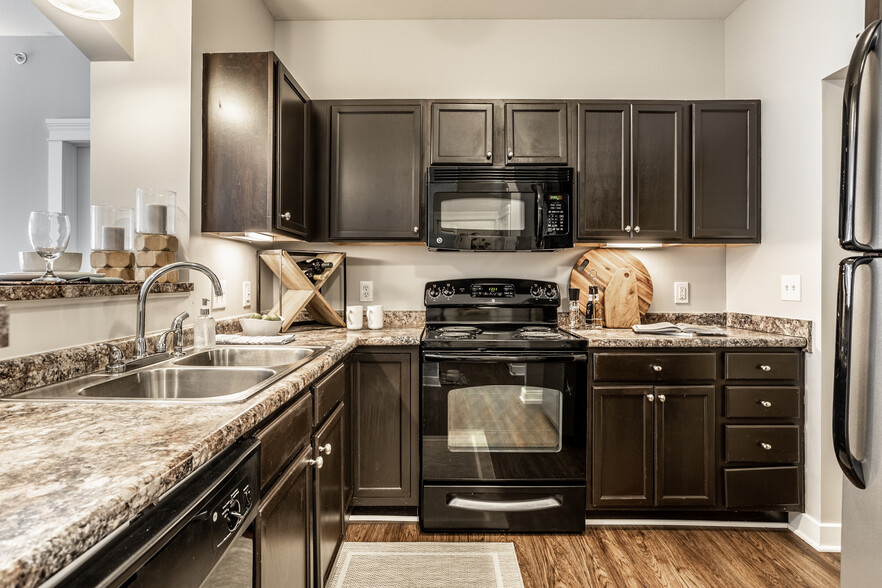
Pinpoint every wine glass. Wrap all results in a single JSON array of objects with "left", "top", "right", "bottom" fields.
[{"left": 28, "top": 212, "right": 71, "bottom": 283}]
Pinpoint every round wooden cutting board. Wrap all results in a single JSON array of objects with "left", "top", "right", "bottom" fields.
[{"left": 569, "top": 249, "right": 654, "bottom": 325}]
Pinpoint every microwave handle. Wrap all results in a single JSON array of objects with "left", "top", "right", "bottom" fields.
[{"left": 534, "top": 183, "right": 545, "bottom": 245}]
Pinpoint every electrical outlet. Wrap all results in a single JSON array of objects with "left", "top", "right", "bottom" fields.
[
  {"left": 781, "top": 274, "right": 801, "bottom": 301},
  {"left": 359, "top": 281, "right": 373, "bottom": 302},
  {"left": 674, "top": 281, "right": 689, "bottom": 304},
  {"left": 213, "top": 280, "right": 227, "bottom": 310},
  {"left": 242, "top": 281, "right": 252, "bottom": 308}
]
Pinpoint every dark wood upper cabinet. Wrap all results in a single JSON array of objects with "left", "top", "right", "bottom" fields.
[
  {"left": 431, "top": 103, "right": 493, "bottom": 165},
  {"left": 690, "top": 101, "right": 760, "bottom": 242},
  {"left": 504, "top": 102, "right": 568, "bottom": 165},
  {"left": 329, "top": 104, "right": 423, "bottom": 241},
  {"left": 350, "top": 349, "right": 419, "bottom": 506},
  {"left": 577, "top": 102, "right": 685, "bottom": 242},
  {"left": 202, "top": 52, "right": 311, "bottom": 238},
  {"left": 576, "top": 103, "right": 631, "bottom": 241}
]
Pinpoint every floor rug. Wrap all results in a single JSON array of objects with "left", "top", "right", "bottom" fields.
[{"left": 325, "top": 542, "right": 525, "bottom": 588}]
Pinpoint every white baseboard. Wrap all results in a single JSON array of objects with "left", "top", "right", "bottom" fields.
[
  {"left": 349, "top": 515, "right": 420, "bottom": 522},
  {"left": 585, "top": 518, "right": 788, "bottom": 529},
  {"left": 789, "top": 513, "right": 842, "bottom": 552}
]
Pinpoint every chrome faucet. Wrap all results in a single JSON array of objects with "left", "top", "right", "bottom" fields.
[{"left": 135, "top": 262, "right": 224, "bottom": 359}]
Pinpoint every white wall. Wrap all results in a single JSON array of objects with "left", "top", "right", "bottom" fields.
[
  {"left": 274, "top": 19, "right": 731, "bottom": 313},
  {"left": 725, "top": 0, "right": 864, "bottom": 549},
  {"left": 0, "top": 35, "right": 89, "bottom": 272}
]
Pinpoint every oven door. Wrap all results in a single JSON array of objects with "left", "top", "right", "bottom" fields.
[{"left": 421, "top": 352, "right": 587, "bottom": 483}]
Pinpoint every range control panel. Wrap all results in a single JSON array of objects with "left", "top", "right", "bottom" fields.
[
  {"left": 544, "top": 194, "right": 570, "bottom": 236},
  {"left": 425, "top": 279, "right": 559, "bottom": 306}
]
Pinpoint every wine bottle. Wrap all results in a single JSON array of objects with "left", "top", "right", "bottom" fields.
[{"left": 296, "top": 258, "right": 333, "bottom": 282}]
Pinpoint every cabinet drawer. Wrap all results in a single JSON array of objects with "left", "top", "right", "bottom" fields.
[
  {"left": 725, "top": 386, "right": 800, "bottom": 418},
  {"left": 725, "top": 353, "right": 799, "bottom": 380},
  {"left": 254, "top": 393, "right": 313, "bottom": 490},
  {"left": 314, "top": 362, "right": 346, "bottom": 425},
  {"left": 725, "top": 425, "right": 799, "bottom": 463},
  {"left": 724, "top": 466, "right": 800, "bottom": 508},
  {"left": 593, "top": 353, "right": 716, "bottom": 382}
]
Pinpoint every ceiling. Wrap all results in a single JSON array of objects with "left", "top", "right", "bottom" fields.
[
  {"left": 0, "top": 0, "right": 61, "bottom": 36},
  {"left": 260, "top": 0, "right": 748, "bottom": 21}
]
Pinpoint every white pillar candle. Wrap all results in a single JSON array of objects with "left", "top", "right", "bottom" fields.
[
  {"left": 101, "top": 226, "right": 125, "bottom": 251},
  {"left": 144, "top": 204, "right": 167, "bottom": 234}
]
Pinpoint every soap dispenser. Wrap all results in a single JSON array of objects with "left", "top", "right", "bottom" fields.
[{"left": 194, "top": 298, "right": 216, "bottom": 350}]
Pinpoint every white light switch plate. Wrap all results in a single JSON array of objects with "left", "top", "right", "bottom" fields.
[
  {"left": 213, "top": 280, "right": 227, "bottom": 310},
  {"left": 781, "top": 274, "right": 801, "bottom": 301},
  {"left": 674, "top": 281, "right": 689, "bottom": 304},
  {"left": 242, "top": 281, "right": 252, "bottom": 308}
]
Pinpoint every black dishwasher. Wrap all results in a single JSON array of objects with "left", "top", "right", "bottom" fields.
[{"left": 46, "top": 438, "right": 260, "bottom": 588}]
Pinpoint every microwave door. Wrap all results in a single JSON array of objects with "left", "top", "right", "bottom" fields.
[{"left": 841, "top": 20, "right": 882, "bottom": 252}]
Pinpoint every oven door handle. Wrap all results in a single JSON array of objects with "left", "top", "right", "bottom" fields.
[
  {"left": 423, "top": 353, "right": 587, "bottom": 363},
  {"left": 448, "top": 496, "right": 562, "bottom": 512}
]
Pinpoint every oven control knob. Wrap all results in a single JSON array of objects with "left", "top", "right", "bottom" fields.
[
  {"left": 442, "top": 284, "right": 455, "bottom": 297},
  {"left": 530, "top": 284, "right": 542, "bottom": 297},
  {"left": 428, "top": 285, "right": 441, "bottom": 298},
  {"left": 545, "top": 285, "right": 558, "bottom": 298},
  {"left": 223, "top": 498, "right": 244, "bottom": 531}
]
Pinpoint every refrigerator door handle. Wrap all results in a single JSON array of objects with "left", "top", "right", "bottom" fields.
[
  {"left": 833, "top": 256, "right": 876, "bottom": 489},
  {"left": 840, "top": 20, "right": 882, "bottom": 251}
]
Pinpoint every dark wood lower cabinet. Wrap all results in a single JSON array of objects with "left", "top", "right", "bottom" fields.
[
  {"left": 314, "top": 403, "right": 345, "bottom": 587},
  {"left": 350, "top": 348, "right": 419, "bottom": 506},
  {"left": 255, "top": 446, "right": 313, "bottom": 588}
]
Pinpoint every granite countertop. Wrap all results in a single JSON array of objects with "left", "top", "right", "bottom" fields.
[
  {"left": 0, "top": 322, "right": 805, "bottom": 586},
  {"left": 0, "top": 326, "right": 421, "bottom": 588},
  {"left": 571, "top": 326, "right": 808, "bottom": 349}
]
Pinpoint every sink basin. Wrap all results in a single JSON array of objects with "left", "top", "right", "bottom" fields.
[
  {"left": 173, "top": 346, "right": 321, "bottom": 368},
  {"left": 77, "top": 367, "right": 276, "bottom": 402}
]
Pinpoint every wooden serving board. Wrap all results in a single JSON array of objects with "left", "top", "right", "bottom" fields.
[{"left": 569, "top": 249, "right": 653, "bottom": 327}]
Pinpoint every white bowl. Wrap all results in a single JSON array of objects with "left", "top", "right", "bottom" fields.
[
  {"left": 19, "top": 251, "right": 82, "bottom": 272},
  {"left": 239, "top": 316, "right": 284, "bottom": 336}
]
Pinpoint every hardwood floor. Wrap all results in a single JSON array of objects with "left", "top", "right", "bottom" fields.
[{"left": 344, "top": 522, "right": 840, "bottom": 587}]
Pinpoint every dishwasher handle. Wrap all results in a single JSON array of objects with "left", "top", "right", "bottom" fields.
[{"left": 423, "top": 353, "right": 587, "bottom": 363}]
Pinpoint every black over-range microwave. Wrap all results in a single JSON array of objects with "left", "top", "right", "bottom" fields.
[{"left": 427, "top": 166, "right": 574, "bottom": 251}]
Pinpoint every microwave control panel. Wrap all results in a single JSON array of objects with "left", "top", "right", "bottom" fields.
[{"left": 544, "top": 194, "right": 569, "bottom": 235}]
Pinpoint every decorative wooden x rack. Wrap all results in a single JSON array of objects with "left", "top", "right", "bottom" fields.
[{"left": 258, "top": 250, "right": 346, "bottom": 330}]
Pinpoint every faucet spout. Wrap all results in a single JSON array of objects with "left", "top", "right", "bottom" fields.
[{"left": 135, "top": 262, "right": 224, "bottom": 359}]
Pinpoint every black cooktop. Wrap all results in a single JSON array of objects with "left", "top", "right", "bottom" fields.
[{"left": 422, "top": 324, "right": 586, "bottom": 351}]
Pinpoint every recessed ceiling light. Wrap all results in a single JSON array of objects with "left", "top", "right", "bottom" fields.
[{"left": 47, "top": 0, "right": 120, "bottom": 21}]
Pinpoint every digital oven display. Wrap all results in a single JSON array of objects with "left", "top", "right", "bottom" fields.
[{"left": 470, "top": 284, "right": 515, "bottom": 298}]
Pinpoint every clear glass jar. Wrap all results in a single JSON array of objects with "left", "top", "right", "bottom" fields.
[
  {"left": 90, "top": 205, "right": 134, "bottom": 251},
  {"left": 136, "top": 188, "right": 176, "bottom": 235}
]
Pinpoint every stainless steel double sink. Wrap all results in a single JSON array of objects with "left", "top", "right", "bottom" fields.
[{"left": 4, "top": 345, "right": 326, "bottom": 403}]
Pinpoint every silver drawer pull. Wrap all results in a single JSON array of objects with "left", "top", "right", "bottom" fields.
[
  {"left": 760, "top": 400, "right": 772, "bottom": 408},
  {"left": 307, "top": 456, "right": 324, "bottom": 469},
  {"left": 658, "top": 394, "right": 666, "bottom": 403},
  {"left": 651, "top": 364, "right": 663, "bottom": 372},
  {"left": 759, "top": 364, "right": 772, "bottom": 371},
  {"left": 319, "top": 443, "right": 332, "bottom": 455},
  {"left": 760, "top": 443, "right": 772, "bottom": 451},
  {"left": 647, "top": 394, "right": 655, "bottom": 402},
  {"left": 449, "top": 496, "right": 561, "bottom": 512},
  {"left": 624, "top": 225, "right": 632, "bottom": 232},
  {"left": 281, "top": 212, "right": 291, "bottom": 221}
]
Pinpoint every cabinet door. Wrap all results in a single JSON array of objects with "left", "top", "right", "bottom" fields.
[
  {"left": 576, "top": 103, "right": 631, "bottom": 241},
  {"left": 591, "top": 386, "right": 654, "bottom": 507},
  {"left": 351, "top": 350, "right": 419, "bottom": 506},
  {"left": 329, "top": 104, "right": 423, "bottom": 240},
  {"left": 654, "top": 386, "right": 715, "bottom": 506},
  {"left": 691, "top": 101, "right": 760, "bottom": 242},
  {"left": 275, "top": 61, "right": 309, "bottom": 237},
  {"left": 314, "top": 404, "right": 345, "bottom": 588},
  {"left": 256, "top": 446, "right": 312, "bottom": 588},
  {"left": 504, "top": 102, "right": 568, "bottom": 165},
  {"left": 431, "top": 103, "right": 493, "bottom": 164},
  {"left": 631, "top": 103, "right": 686, "bottom": 241}
]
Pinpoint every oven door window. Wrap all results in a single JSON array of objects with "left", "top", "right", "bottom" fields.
[{"left": 447, "top": 384, "right": 561, "bottom": 453}]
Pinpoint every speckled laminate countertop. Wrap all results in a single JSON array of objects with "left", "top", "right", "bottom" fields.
[{"left": 0, "top": 323, "right": 805, "bottom": 587}]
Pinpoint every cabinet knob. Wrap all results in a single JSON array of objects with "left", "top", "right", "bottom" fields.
[
  {"left": 760, "top": 442, "right": 773, "bottom": 451},
  {"left": 647, "top": 394, "right": 655, "bottom": 402},
  {"left": 658, "top": 394, "right": 666, "bottom": 403},
  {"left": 651, "top": 364, "right": 663, "bottom": 372},
  {"left": 759, "top": 364, "right": 772, "bottom": 372},
  {"left": 624, "top": 225, "right": 632, "bottom": 233},
  {"left": 760, "top": 400, "right": 772, "bottom": 408},
  {"left": 508, "top": 150, "right": 514, "bottom": 159},
  {"left": 307, "top": 456, "right": 324, "bottom": 469},
  {"left": 487, "top": 151, "right": 492, "bottom": 159},
  {"left": 281, "top": 212, "right": 291, "bottom": 221},
  {"left": 634, "top": 225, "right": 641, "bottom": 234},
  {"left": 413, "top": 226, "right": 419, "bottom": 234},
  {"left": 319, "top": 443, "right": 332, "bottom": 455}
]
